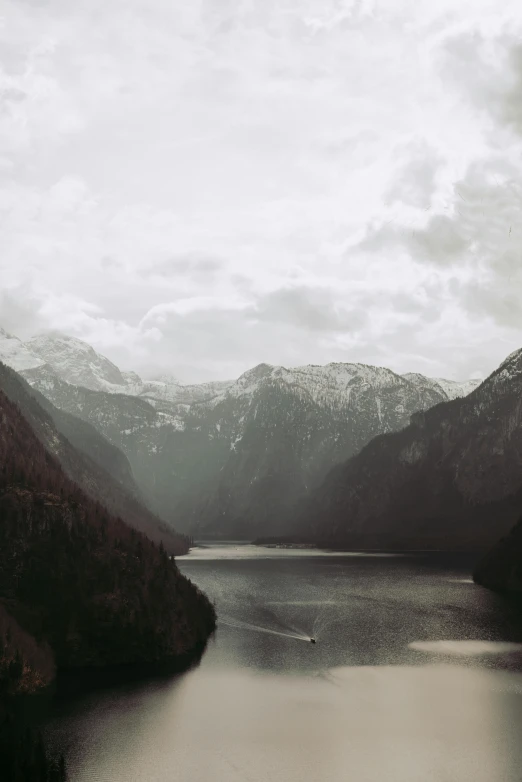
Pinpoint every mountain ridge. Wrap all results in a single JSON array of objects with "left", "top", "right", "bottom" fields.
[
  {"left": 0, "top": 327, "right": 481, "bottom": 538},
  {"left": 289, "top": 346, "right": 522, "bottom": 550}
]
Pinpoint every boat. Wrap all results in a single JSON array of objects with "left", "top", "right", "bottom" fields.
[{"left": 310, "top": 637, "right": 316, "bottom": 644}]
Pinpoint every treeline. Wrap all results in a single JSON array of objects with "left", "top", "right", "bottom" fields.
[
  {"left": 0, "top": 362, "right": 191, "bottom": 556},
  {"left": 0, "top": 387, "right": 216, "bottom": 668},
  {"left": 0, "top": 717, "right": 66, "bottom": 782},
  {"left": 0, "top": 377, "right": 216, "bottom": 777},
  {"left": 0, "top": 606, "right": 65, "bottom": 779}
]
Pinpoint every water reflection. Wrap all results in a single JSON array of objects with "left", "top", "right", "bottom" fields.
[
  {"left": 46, "top": 665, "right": 522, "bottom": 782},
  {"left": 44, "top": 546, "right": 522, "bottom": 781}
]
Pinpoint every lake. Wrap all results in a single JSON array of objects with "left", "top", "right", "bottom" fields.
[{"left": 44, "top": 544, "right": 522, "bottom": 781}]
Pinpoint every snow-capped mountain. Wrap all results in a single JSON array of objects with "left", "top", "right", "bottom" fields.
[
  {"left": 0, "top": 329, "right": 234, "bottom": 404},
  {"left": 402, "top": 372, "right": 481, "bottom": 401},
  {"left": 295, "top": 347, "right": 522, "bottom": 550},
  {"left": 0, "top": 326, "right": 480, "bottom": 537},
  {"left": 0, "top": 328, "right": 46, "bottom": 372},
  {"left": 0, "top": 328, "right": 477, "bottom": 412},
  {"left": 24, "top": 332, "right": 138, "bottom": 393}
]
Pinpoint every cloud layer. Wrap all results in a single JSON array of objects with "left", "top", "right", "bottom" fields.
[{"left": 1, "top": 0, "right": 522, "bottom": 381}]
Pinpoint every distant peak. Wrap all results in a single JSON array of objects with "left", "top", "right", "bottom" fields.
[
  {"left": 151, "top": 373, "right": 181, "bottom": 386},
  {"left": 0, "top": 327, "right": 18, "bottom": 340},
  {"left": 28, "top": 331, "right": 93, "bottom": 350},
  {"left": 239, "top": 363, "right": 275, "bottom": 380}
]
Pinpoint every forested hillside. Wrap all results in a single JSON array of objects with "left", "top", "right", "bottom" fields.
[
  {"left": 0, "top": 384, "right": 215, "bottom": 668},
  {"left": 0, "top": 372, "right": 216, "bottom": 778},
  {"left": 0, "top": 363, "right": 190, "bottom": 554}
]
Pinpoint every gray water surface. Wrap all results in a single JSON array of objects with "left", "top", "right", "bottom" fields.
[{"left": 45, "top": 544, "right": 522, "bottom": 781}]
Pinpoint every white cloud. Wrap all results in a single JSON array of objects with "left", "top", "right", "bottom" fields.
[{"left": 1, "top": 0, "right": 522, "bottom": 381}]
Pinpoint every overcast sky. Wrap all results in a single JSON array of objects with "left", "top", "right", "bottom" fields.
[{"left": 1, "top": 0, "right": 522, "bottom": 382}]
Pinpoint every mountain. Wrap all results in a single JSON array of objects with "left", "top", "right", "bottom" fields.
[
  {"left": 291, "top": 348, "right": 522, "bottom": 550},
  {"left": 0, "top": 362, "right": 190, "bottom": 554},
  {"left": 187, "top": 362, "right": 466, "bottom": 538},
  {"left": 25, "top": 332, "right": 132, "bottom": 392},
  {"left": 17, "top": 357, "right": 475, "bottom": 537},
  {"left": 2, "top": 329, "right": 234, "bottom": 404},
  {"left": 0, "top": 327, "right": 480, "bottom": 538},
  {"left": 402, "top": 373, "right": 480, "bottom": 400},
  {"left": 0, "top": 372, "right": 216, "bottom": 672},
  {"left": 0, "top": 328, "right": 45, "bottom": 372}
]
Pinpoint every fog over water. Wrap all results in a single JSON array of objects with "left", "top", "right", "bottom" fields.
[{"left": 44, "top": 544, "right": 522, "bottom": 781}]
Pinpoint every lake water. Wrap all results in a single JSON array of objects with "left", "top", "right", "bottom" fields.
[{"left": 44, "top": 544, "right": 522, "bottom": 781}]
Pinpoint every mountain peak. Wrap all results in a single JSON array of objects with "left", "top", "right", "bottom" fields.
[
  {"left": 150, "top": 373, "right": 182, "bottom": 387},
  {"left": 26, "top": 331, "right": 127, "bottom": 391},
  {"left": 0, "top": 328, "right": 46, "bottom": 372},
  {"left": 403, "top": 372, "right": 480, "bottom": 401}
]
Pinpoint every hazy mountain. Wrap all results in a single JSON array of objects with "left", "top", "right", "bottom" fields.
[
  {"left": 0, "top": 329, "right": 235, "bottom": 406},
  {"left": 0, "top": 362, "right": 190, "bottom": 553},
  {"left": 2, "top": 328, "right": 477, "bottom": 537},
  {"left": 0, "top": 327, "right": 46, "bottom": 372},
  {"left": 402, "top": 373, "right": 480, "bottom": 400},
  {"left": 187, "top": 362, "right": 472, "bottom": 537},
  {"left": 292, "top": 348, "right": 522, "bottom": 550}
]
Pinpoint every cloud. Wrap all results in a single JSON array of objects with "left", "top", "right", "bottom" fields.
[
  {"left": 253, "top": 286, "right": 367, "bottom": 333},
  {"left": 2, "top": 1, "right": 522, "bottom": 381},
  {"left": 385, "top": 141, "right": 443, "bottom": 211}
]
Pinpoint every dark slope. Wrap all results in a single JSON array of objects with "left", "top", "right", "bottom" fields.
[
  {"left": 0, "top": 363, "right": 189, "bottom": 554},
  {"left": 0, "top": 381, "right": 216, "bottom": 670},
  {"left": 473, "top": 515, "right": 522, "bottom": 593},
  {"left": 295, "top": 348, "right": 522, "bottom": 550}
]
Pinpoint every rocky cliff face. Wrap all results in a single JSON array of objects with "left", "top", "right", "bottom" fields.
[{"left": 294, "top": 348, "right": 522, "bottom": 550}]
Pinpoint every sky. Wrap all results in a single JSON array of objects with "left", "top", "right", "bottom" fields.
[{"left": 1, "top": 0, "right": 522, "bottom": 383}]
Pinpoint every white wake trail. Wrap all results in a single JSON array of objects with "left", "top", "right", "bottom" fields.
[{"left": 219, "top": 616, "right": 310, "bottom": 642}]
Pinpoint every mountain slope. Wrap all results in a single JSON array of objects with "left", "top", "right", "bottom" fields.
[
  {"left": 294, "top": 349, "right": 522, "bottom": 550},
  {"left": 189, "top": 362, "right": 458, "bottom": 537},
  {"left": 0, "top": 379, "right": 215, "bottom": 670},
  {"left": 19, "top": 359, "right": 459, "bottom": 536},
  {"left": 0, "top": 363, "right": 190, "bottom": 554},
  {"left": 1, "top": 327, "right": 479, "bottom": 538},
  {"left": 0, "top": 328, "right": 45, "bottom": 372},
  {"left": 402, "top": 373, "right": 480, "bottom": 400},
  {"left": 26, "top": 332, "right": 131, "bottom": 392}
]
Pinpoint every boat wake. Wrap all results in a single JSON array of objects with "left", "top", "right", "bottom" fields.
[{"left": 219, "top": 615, "right": 311, "bottom": 642}]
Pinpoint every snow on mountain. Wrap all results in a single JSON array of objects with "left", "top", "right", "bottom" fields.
[
  {"left": 0, "top": 328, "right": 232, "bottom": 405},
  {"left": 5, "top": 324, "right": 483, "bottom": 537},
  {"left": 403, "top": 373, "right": 480, "bottom": 401},
  {"left": 217, "top": 362, "right": 477, "bottom": 411},
  {"left": 1, "top": 326, "right": 480, "bottom": 413},
  {"left": 152, "top": 373, "right": 181, "bottom": 386},
  {"left": 432, "top": 377, "right": 481, "bottom": 399},
  {"left": 0, "top": 328, "right": 46, "bottom": 372},
  {"left": 24, "top": 333, "right": 131, "bottom": 392}
]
